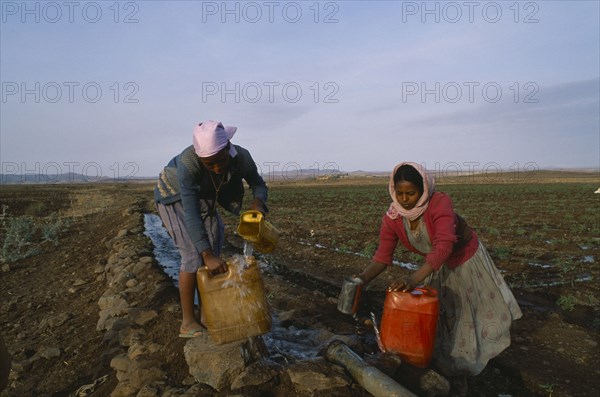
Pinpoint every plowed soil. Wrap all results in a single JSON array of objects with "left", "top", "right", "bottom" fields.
[{"left": 1, "top": 173, "right": 598, "bottom": 396}]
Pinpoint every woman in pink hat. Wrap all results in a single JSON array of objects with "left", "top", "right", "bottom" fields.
[{"left": 154, "top": 120, "right": 268, "bottom": 338}]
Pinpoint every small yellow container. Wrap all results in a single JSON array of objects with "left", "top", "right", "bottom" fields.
[
  {"left": 237, "top": 210, "right": 279, "bottom": 253},
  {"left": 197, "top": 256, "right": 271, "bottom": 345}
]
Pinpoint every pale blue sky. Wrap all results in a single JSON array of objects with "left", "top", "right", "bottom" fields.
[{"left": 1, "top": 0, "right": 599, "bottom": 179}]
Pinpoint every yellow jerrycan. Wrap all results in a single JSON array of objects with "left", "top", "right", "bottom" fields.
[
  {"left": 197, "top": 256, "right": 271, "bottom": 345},
  {"left": 237, "top": 210, "right": 279, "bottom": 253}
]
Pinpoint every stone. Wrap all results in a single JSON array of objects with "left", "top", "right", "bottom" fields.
[
  {"left": 122, "top": 359, "right": 167, "bottom": 390},
  {"left": 94, "top": 265, "right": 105, "bottom": 274},
  {"left": 111, "top": 353, "right": 131, "bottom": 372},
  {"left": 48, "top": 312, "right": 71, "bottom": 328},
  {"left": 118, "top": 247, "right": 137, "bottom": 259},
  {"left": 126, "top": 279, "right": 139, "bottom": 288},
  {"left": 132, "top": 261, "right": 152, "bottom": 275},
  {"left": 136, "top": 384, "right": 160, "bottom": 397},
  {"left": 102, "top": 330, "right": 118, "bottom": 344},
  {"left": 1, "top": 264, "right": 10, "bottom": 272},
  {"left": 38, "top": 347, "right": 61, "bottom": 359},
  {"left": 139, "top": 256, "right": 153, "bottom": 264},
  {"left": 122, "top": 208, "right": 134, "bottom": 217},
  {"left": 153, "top": 281, "right": 171, "bottom": 293},
  {"left": 117, "top": 229, "right": 129, "bottom": 238},
  {"left": 128, "top": 309, "right": 158, "bottom": 326},
  {"left": 37, "top": 319, "right": 49, "bottom": 332},
  {"left": 182, "top": 376, "right": 197, "bottom": 386},
  {"left": 109, "top": 271, "right": 136, "bottom": 290},
  {"left": 98, "top": 309, "right": 128, "bottom": 331},
  {"left": 128, "top": 342, "right": 162, "bottom": 360},
  {"left": 98, "top": 293, "right": 129, "bottom": 312},
  {"left": 119, "top": 328, "right": 146, "bottom": 347},
  {"left": 73, "top": 278, "right": 87, "bottom": 286},
  {"left": 179, "top": 384, "right": 216, "bottom": 396},
  {"left": 111, "top": 265, "right": 126, "bottom": 275},
  {"left": 161, "top": 387, "right": 187, "bottom": 397},
  {"left": 277, "top": 309, "right": 296, "bottom": 324},
  {"left": 285, "top": 359, "right": 350, "bottom": 394},
  {"left": 184, "top": 335, "right": 268, "bottom": 390},
  {"left": 419, "top": 369, "right": 450, "bottom": 397},
  {"left": 108, "top": 253, "right": 120, "bottom": 266},
  {"left": 111, "top": 380, "right": 138, "bottom": 397},
  {"left": 231, "top": 359, "right": 282, "bottom": 390},
  {"left": 106, "top": 318, "right": 132, "bottom": 332},
  {"left": 125, "top": 284, "right": 146, "bottom": 294},
  {"left": 11, "top": 359, "right": 32, "bottom": 373},
  {"left": 130, "top": 226, "right": 143, "bottom": 234},
  {"left": 370, "top": 352, "right": 403, "bottom": 377},
  {"left": 323, "top": 333, "right": 362, "bottom": 352}
]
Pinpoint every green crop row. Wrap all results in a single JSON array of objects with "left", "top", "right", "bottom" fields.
[
  {"left": 0, "top": 208, "right": 72, "bottom": 263},
  {"left": 230, "top": 181, "right": 599, "bottom": 293}
]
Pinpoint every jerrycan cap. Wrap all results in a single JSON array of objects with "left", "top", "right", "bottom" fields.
[{"left": 410, "top": 287, "right": 437, "bottom": 297}]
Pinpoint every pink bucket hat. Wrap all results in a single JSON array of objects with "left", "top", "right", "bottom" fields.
[{"left": 192, "top": 120, "right": 238, "bottom": 158}]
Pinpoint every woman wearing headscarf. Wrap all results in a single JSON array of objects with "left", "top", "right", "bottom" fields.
[
  {"left": 357, "top": 162, "right": 522, "bottom": 395},
  {"left": 154, "top": 120, "right": 268, "bottom": 338}
]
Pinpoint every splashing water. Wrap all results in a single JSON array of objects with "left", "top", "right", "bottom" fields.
[
  {"left": 244, "top": 241, "right": 254, "bottom": 258},
  {"left": 371, "top": 312, "right": 386, "bottom": 353},
  {"left": 220, "top": 254, "right": 269, "bottom": 325}
]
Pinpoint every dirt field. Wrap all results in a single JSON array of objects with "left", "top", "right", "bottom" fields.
[{"left": 0, "top": 172, "right": 598, "bottom": 396}]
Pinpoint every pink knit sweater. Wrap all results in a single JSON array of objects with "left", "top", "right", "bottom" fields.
[{"left": 373, "top": 192, "right": 479, "bottom": 270}]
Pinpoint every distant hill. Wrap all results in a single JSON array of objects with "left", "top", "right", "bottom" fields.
[
  {"left": 260, "top": 168, "right": 345, "bottom": 181},
  {"left": 347, "top": 170, "right": 389, "bottom": 177},
  {"left": 0, "top": 173, "right": 156, "bottom": 184},
  {"left": 1, "top": 168, "right": 597, "bottom": 185}
]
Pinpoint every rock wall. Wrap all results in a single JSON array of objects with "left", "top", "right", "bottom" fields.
[{"left": 96, "top": 205, "right": 172, "bottom": 397}]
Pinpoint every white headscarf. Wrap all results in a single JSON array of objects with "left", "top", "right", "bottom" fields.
[{"left": 386, "top": 162, "right": 436, "bottom": 221}]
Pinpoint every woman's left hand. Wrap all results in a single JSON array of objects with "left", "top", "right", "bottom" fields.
[{"left": 249, "top": 198, "right": 267, "bottom": 215}]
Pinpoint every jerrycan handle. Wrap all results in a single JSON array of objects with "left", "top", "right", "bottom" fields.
[
  {"left": 411, "top": 286, "right": 437, "bottom": 298},
  {"left": 202, "top": 264, "right": 234, "bottom": 281}
]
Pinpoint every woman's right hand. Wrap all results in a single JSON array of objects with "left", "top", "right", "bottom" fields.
[{"left": 356, "top": 262, "right": 387, "bottom": 285}]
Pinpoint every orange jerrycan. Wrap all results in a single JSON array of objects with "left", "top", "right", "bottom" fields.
[
  {"left": 237, "top": 210, "right": 279, "bottom": 253},
  {"left": 197, "top": 256, "right": 271, "bottom": 345},
  {"left": 380, "top": 287, "right": 439, "bottom": 368}
]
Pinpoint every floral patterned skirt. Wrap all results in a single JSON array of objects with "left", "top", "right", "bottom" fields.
[{"left": 426, "top": 242, "right": 522, "bottom": 376}]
